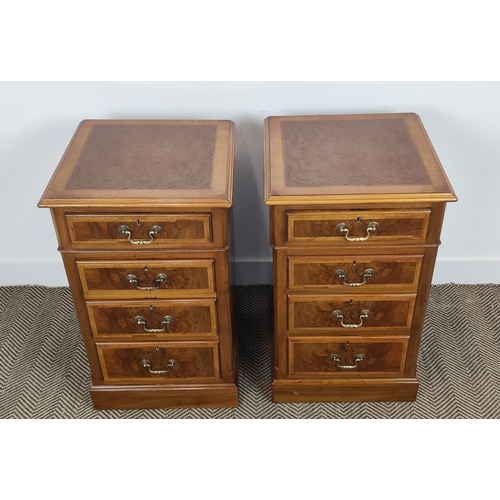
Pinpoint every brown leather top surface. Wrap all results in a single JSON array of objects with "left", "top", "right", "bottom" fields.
[
  {"left": 281, "top": 118, "right": 432, "bottom": 188},
  {"left": 66, "top": 124, "right": 217, "bottom": 190}
]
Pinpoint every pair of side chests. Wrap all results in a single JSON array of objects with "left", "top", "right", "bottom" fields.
[{"left": 38, "top": 113, "right": 457, "bottom": 410}]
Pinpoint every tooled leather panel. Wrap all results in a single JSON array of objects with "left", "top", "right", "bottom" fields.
[
  {"left": 281, "top": 119, "right": 432, "bottom": 187},
  {"left": 66, "top": 124, "right": 217, "bottom": 190}
]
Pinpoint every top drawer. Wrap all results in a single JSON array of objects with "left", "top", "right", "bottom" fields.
[
  {"left": 66, "top": 213, "right": 212, "bottom": 249},
  {"left": 286, "top": 209, "right": 430, "bottom": 245}
]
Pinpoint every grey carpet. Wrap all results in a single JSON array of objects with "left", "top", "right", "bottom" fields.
[{"left": 1, "top": 284, "right": 499, "bottom": 418}]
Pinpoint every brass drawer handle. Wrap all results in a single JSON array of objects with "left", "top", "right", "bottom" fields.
[
  {"left": 140, "top": 358, "right": 177, "bottom": 374},
  {"left": 336, "top": 221, "right": 379, "bottom": 242},
  {"left": 332, "top": 309, "right": 371, "bottom": 328},
  {"left": 335, "top": 268, "right": 374, "bottom": 287},
  {"left": 126, "top": 273, "right": 167, "bottom": 291},
  {"left": 329, "top": 353, "right": 365, "bottom": 369},
  {"left": 134, "top": 315, "right": 174, "bottom": 333},
  {"left": 118, "top": 224, "right": 162, "bottom": 245}
]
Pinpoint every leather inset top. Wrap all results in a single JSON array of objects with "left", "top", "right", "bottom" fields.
[
  {"left": 66, "top": 124, "right": 217, "bottom": 190},
  {"left": 281, "top": 119, "right": 432, "bottom": 187}
]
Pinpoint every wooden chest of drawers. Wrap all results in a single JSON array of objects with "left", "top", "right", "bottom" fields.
[
  {"left": 39, "top": 119, "right": 238, "bottom": 409},
  {"left": 264, "top": 113, "right": 457, "bottom": 402}
]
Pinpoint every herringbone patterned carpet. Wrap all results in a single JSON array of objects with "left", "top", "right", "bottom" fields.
[{"left": 1, "top": 284, "right": 499, "bottom": 418}]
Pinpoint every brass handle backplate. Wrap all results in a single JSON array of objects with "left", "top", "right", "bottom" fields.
[
  {"left": 329, "top": 353, "right": 365, "bottom": 369},
  {"left": 140, "top": 358, "right": 177, "bottom": 374},
  {"left": 126, "top": 273, "right": 167, "bottom": 291},
  {"left": 118, "top": 224, "right": 162, "bottom": 245},
  {"left": 332, "top": 309, "right": 371, "bottom": 328},
  {"left": 134, "top": 315, "right": 174, "bottom": 333},
  {"left": 335, "top": 268, "right": 375, "bottom": 287},
  {"left": 336, "top": 221, "right": 379, "bottom": 242}
]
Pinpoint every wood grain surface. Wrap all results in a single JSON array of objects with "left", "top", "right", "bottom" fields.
[
  {"left": 288, "top": 336, "right": 408, "bottom": 376},
  {"left": 97, "top": 341, "right": 220, "bottom": 382}
]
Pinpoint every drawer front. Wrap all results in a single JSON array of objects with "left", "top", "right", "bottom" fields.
[
  {"left": 87, "top": 300, "right": 217, "bottom": 340},
  {"left": 288, "top": 336, "right": 408, "bottom": 377},
  {"left": 78, "top": 259, "right": 215, "bottom": 298},
  {"left": 288, "top": 255, "right": 423, "bottom": 293},
  {"left": 286, "top": 209, "right": 430, "bottom": 244},
  {"left": 288, "top": 294, "right": 415, "bottom": 334},
  {"left": 97, "top": 341, "right": 220, "bottom": 383},
  {"left": 66, "top": 213, "right": 212, "bottom": 248}
]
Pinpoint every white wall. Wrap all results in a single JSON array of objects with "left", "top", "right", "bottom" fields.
[{"left": 1, "top": 81, "right": 498, "bottom": 286}]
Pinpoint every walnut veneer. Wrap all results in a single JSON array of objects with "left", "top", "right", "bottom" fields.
[
  {"left": 39, "top": 119, "right": 238, "bottom": 409},
  {"left": 264, "top": 113, "right": 457, "bottom": 402}
]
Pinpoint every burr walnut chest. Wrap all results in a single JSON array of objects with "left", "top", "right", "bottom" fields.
[
  {"left": 39, "top": 119, "right": 238, "bottom": 409},
  {"left": 264, "top": 113, "right": 457, "bottom": 403}
]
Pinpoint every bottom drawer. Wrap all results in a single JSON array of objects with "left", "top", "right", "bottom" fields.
[
  {"left": 288, "top": 336, "right": 408, "bottom": 378},
  {"left": 97, "top": 342, "right": 220, "bottom": 383}
]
